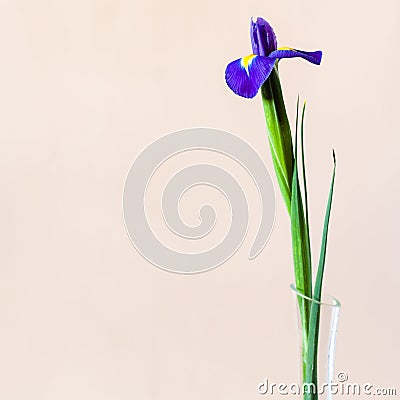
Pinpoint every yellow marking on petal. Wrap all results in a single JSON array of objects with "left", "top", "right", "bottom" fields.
[
  {"left": 241, "top": 54, "right": 257, "bottom": 75},
  {"left": 278, "top": 47, "right": 294, "bottom": 51}
]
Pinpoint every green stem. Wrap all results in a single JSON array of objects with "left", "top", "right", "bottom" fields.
[
  {"left": 261, "top": 72, "right": 313, "bottom": 387},
  {"left": 261, "top": 67, "right": 294, "bottom": 214}
]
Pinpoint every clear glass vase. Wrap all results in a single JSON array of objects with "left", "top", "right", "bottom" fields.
[{"left": 291, "top": 284, "right": 341, "bottom": 400}]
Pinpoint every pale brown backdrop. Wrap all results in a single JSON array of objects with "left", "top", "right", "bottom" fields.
[{"left": 0, "top": 0, "right": 399, "bottom": 399}]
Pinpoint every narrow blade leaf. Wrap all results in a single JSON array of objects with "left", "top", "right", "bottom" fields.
[{"left": 304, "top": 151, "right": 337, "bottom": 400}]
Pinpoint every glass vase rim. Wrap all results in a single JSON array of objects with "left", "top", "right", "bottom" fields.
[{"left": 290, "top": 283, "right": 341, "bottom": 308}]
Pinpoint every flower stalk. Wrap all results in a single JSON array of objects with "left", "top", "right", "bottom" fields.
[{"left": 260, "top": 67, "right": 293, "bottom": 213}]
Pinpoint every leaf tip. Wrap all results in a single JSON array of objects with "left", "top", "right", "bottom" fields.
[
  {"left": 302, "top": 100, "right": 307, "bottom": 116},
  {"left": 332, "top": 148, "right": 336, "bottom": 166}
]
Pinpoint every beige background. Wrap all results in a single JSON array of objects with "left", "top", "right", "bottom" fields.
[{"left": 0, "top": 0, "right": 399, "bottom": 399}]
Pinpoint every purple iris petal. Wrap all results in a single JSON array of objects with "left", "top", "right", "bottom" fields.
[
  {"left": 269, "top": 49, "right": 322, "bottom": 65},
  {"left": 250, "top": 17, "right": 277, "bottom": 56},
  {"left": 225, "top": 17, "right": 323, "bottom": 99},
  {"left": 225, "top": 55, "right": 276, "bottom": 99}
]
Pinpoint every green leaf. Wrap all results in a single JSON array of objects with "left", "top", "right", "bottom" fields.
[
  {"left": 291, "top": 98, "right": 313, "bottom": 380},
  {"left": 300, "top": 102, "right": 311, "bottom": 252},
  {"left": 291, "top": 103, "right": 312, "bottom": 299},
  {"left": 304, "top": 150, "right": 337, "bottom": 400}
]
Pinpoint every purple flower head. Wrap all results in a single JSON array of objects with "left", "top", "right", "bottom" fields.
[{"left": 225, "top": 17, "right": 322, "bottom": 99}]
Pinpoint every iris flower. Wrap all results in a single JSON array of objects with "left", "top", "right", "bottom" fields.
[{"left": 225, "top": 17, "right": 322, "bottom": 98}]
